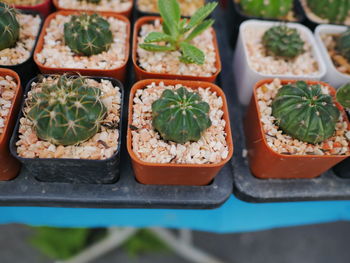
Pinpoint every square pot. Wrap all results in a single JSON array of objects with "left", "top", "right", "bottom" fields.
[
  {"left": 245, "top": 79, "right": 350, "bottom": 179},
  {"left": 315, "top": 24, "right": 350, "bottom": 88},
  {"left": 132, "top": 16, "right": 222, "bottom": 83},
  {"left": 13, "top": 0, "right": 52, "bottom": 18},
  {"left": 127, "top": 79, "right": 234, "bottom": 186},
  {"left": 33, "top": 11, "right": 130, "bottom": 83},
  {"left": 234, "top": 19, "right": 326, "bottom": 105},
  {"left": 0, "top": 69, "right": 22, "bottom": 181},
  {"left": 10, "top": 75, "right": 124, "bottom": 184}
]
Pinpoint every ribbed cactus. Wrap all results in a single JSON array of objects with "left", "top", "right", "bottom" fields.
[
  {"left": 262, "top": 25, "right": 305, "bottom": 59},
  {"left": 152, "top": 87, "right": 212, "bottom": 144},
  {"left": 336, "top": 29, "right": 350, "bottom": 63},
  {"left": 0, "top": 3, "right": 20, "bottom": 51},
  {"left": 337, "top": 83, "right": 350, "bottom": 109},
  {"left": 306, "top": 0, "right": 349, "bottom": 24},
  {"left": 26, "top": 75, "right": 107, "bottom": 146},
  {"left": 272, "top": 81, "right": 340, "bottom": 144},
  {"left": 240, "top": 0, "right": 293, "bottom": 19},
  {"left": 64, "top": 13, "right": 113, "bottom": 56}
]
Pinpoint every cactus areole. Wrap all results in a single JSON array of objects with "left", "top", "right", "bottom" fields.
[
  {"left": 271, "top": 81, "right": 340, "bottom": 145},
  {"left": 64, "top": 13, "right": 113, "bottom": 56},
  {"left": 152, "top": 87, "right": 212, "bottom": 144},
  {"left": 26, "top": 75, "right": 107, "bottom": 146},
  {"left": 306, "top": 0, "right": 349, "bottom": 24},
  {"left": 240, "top": 0, "right": 293, "bottom": 19},
  {"left": 0, "top": 3, "right": 20, "bottom": 51},
  {"left": 336, "top": 29, "right": 350, "bottom": 63}
]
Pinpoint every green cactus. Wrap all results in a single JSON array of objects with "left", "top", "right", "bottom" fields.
[
  {"left": 0, "top": 3, "right": 20, "bottom": 51},
  {"left": 272, "top": 81, "right": 340, "bottom": 144},
  {"left": 336, "top": 29, "right": 350, "bottom": 63},
  {"left": 64, "top": 13, "right": 113, "bottom": 56},
  {"left": 336, "top": 83, "right": 350, "bottom": 109},
  {"left": 26, "top": 75, "right": 107, "bottom": 146},
  {"left": 262, "top": 25, "right": 305, "bottom": 59},
  {"left": 306, "top": 0, "right": 349, "bottom": 24},
  {"left": 240, "top": 0, "right": 293, "bottom": 19},
  {"left": 152, "top": 87, "right": 211, "bottom": 144}
]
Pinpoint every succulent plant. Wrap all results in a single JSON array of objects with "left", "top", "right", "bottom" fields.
[
  {"left": 306, "top": 0, "right": 349, "bottom": 24},
  {"left": 64, "top": 13, "right": 113, "bottom": 56},
  {"left": 139, "top": 0, "right": 217, "bottom": 65},
  {"left": 152, "top": 87, "right": 211, "bottom": 144},
  {"left": 240, "top": 0, "right": 293, "bottom": 19},
  {"left": 0, "top": 2, "right": 20, "bottom": 51},
  {"left": 262, "top": 25, "right": 305, "bottom": 59},
  {"left": 272, "top": 81, "right": 340, "bottom": 144},
  {"left": 26, "top": 75, "right": 107, "bottom": 146},
  {"left": 337, "top": 83, "right": 350, "bottom": 109},
  {"left": 336, "top": 29, "right": 350, "bottom": 63}
]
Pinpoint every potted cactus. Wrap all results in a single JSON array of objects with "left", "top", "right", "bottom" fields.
[
  {"left": 34, "top": 11, "right": 130, "bottom": 82},
  {"left": 245, "top": 78, "right": 350, "bottom": 179},
  {"left": 132, "top": 0, "right": 221, "bottom": 82},
  {"left": 3, "top": 0, "right": 52, "bottom": 18},
  {"left": 0, "top": 2, "right": 43, "bottom": 84},
  {"left": 234, "top": 20, "right": 326, "bottom": 105},
  {"left": 127, "top": 79, "right": 233, "bottom": 185},
  {"left": 10, "top": 74, "right": 124, "bottom": 184}
]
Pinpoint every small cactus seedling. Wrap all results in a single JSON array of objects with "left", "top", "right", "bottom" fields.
[
  {"left": 139, "top": 0, "right": 217, "bottom": 65},
  {"left": 64, "top": 13, "right": 113, "bottom": 56},
  {"left": 272, "top": 81, "right": 340, "bottom": 144},
  {"left": 0, "top": 2, "right": 20, "bottom": 51},
  {"left": 152, "top": 87, "right": 211, "bottom": 144},
  {"left": 262, "top": 25, "right": 305, "bottom": 59},
  {"left": 336, "top": 29, "right": 350, "bottom": 63},
  {"left": 240, "top": 0, "right": 293, "bottom": 19},
  {"left": 26, "top": 75, "right": 107, "bottom": 146},
  {"left": 336, "top": 83, "right": 350, "bottom": 109},
  {"left": 306, "top": 0, "right": 349, "bottom": 24}
]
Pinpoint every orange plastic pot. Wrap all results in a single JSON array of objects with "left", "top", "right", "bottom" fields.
[
  {"left": 245, "top": 79, "right": 350, "bottom": 179},
  {"left": 14, "top": 0, "right": 52, "bottom": 18},
  {"left": 0, "top": 69, "right": 22, "bottom": 181},
  {"left": 52, "top": 0, "right": 133, "bottom": 18},
  {"left": 132, "top": 16, "right": 222, "bottom": 83},
  {"left": 33, "top": 11, "right": 130, "bottom": 83},
  {"left": 127, "top": 79, "right": 234, "bottom": 185}
]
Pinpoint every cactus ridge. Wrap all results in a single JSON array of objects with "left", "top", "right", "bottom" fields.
[
  {"left": 307, "top": 0, "right": 349, "bottom": 24},
  {"left": 64, "top": 13, "right": 113, "bottom": 56},
  {"left": 152, "top": 87, "right": 212, "bottom": 144},
  {"left": 272, "top": 81, "right": 340, "bottom": 144},
  {"left": 240, "top": 0, "right": 293, "bottom": 19},
  {"left": 336, "top": 29, "right": 350, "bottom": 63},
  {"left": 26, "top": 75, "right": 107, "bottom": 146},
  {"left": 336, "top": 83, "right": 350, "bottom": 109},
  {"left": 0, "top": 2, "right": 20, "bottom": 51}
]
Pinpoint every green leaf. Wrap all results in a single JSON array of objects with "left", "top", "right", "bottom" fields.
[
  {"left": 158, "top": 0, "right": 181, "bottom": 36},
  {"left": 179, "top": 18, "right": 188, "bottom": 33},
  {"left": 144, "top": 32, "right": 173, "bottom": 43},
  {"left": 139, "top": 43, "right": 175, "bottom": 52},
  {"left": 185, "top": 2, "right": 217, "bottom": 31},
  {"left": 179, "top": 42, "right": 205, "bottom": 65},
  {"left": 185, "top": 19, "right": 214, "bottom": 41}
]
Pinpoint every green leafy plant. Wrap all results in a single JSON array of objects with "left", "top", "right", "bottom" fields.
[
  {"left": 337, "top": 83, "right": 350, "bottom": 109},
  {"left": 26, "top": 75, "right": 107, "bottom": 146},
  {"left": 0, "top": 2, "right": 20, "bottom": 51},
  {"left": 139, "top": 0, "right": 217, "bottom": 65},
  {"left": 152, "top": 87, "right": 211, "bottom": 144},
  {"left": 306, "top": 0, "right": 349, "bottom": 24},
  {"left": 336, "top": 29, "right": 350, "bottom": 63},
  {"left": 240, "top": 0, "right": 293, "bottom": 19},
  {"left": 262, "top": 25, "right": 305, "bottom": 59}
]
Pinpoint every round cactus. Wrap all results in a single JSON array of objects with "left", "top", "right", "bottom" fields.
[
  {"left": 64, "top": 13, "right": 113, "bottom": 56},
  {"left": 306, "top": 0, "right": 349, "bottom": 24},
  {"left": 240, "top": 0, "right": 293, "bottom": 19},
  {"left": 152, "top": 87, "right": 212, "bottom": 144},
  {"left": 262, "top": 25, "right": 305, "bottom": 59},
  {"left": 272, "top": 81, "right": 340, "bottom": 144},
  {"left": 336, "top": 83, "right": 350, "bottom": 109},
  {"left": 0, "top": 3, "right": 20, "bottom": 51},
  {"left": 26, "top": 75, "right": 107, "bottom": 146},
  {"left": 336, "top": 29, "right": 350, "bottom": 63}
]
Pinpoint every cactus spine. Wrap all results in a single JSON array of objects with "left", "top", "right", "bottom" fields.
[
  {"left": 0, "top": 3, "right": 20, "bottom": 51},
  {"left": 306, "top": 0, "right": 349, "bottom": 24},
  {"left": 272, "top": 81, "right": 340, "bottom": 144},
  {"left": 337, "top": 83, "right": 350, "bottom": 109},
  {"left": 336, "top": 29, "right": 350, "bottom": 63},
  {"left": 64, "top": 13, "right": 113, "bottom": 56},
  {"left": 26, "top": 75, "right": 107, "bottom": 146},
  {"left": 240, "top": 0, "right": 293, "bottom": 19},
  {"left": 152, "top": 87, "right": 212, "bottom": 144}
]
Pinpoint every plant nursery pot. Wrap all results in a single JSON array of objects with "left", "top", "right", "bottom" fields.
[
  {"left": 0, "top": 69, "right": 22, "bottom": 181},
  {"left": 233, "top": 19, "right": 326, "bottom": 105},
  {"left": 314, "top": 24, "right": 350, "bottom": 88},
  {"left": 14, "top": 0, "right": 52, "bottom": 18},
  {"left": 132, "top": 16, "right": 222, "bottom": 83},
  {"left": 245, "top": 79, "right": 350, "bottom": 179},
  {"left": 127, "top": 79, "right": 234, "bottom": 186},
  {"left": 10, "top": 75, "right": 124, "bottom": 184},
  {"left": 334, "top": 110, "right": 350, "bottom": 179},
  {"left": 33, "top": 11, "right": 130, "bottom": 83}
]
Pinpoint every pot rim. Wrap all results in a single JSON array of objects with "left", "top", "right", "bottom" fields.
[{"left": 13, "top": 0, "right": 51, "bottom": 8}]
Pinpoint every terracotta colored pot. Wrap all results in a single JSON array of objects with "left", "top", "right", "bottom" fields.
[
  {"left": 132, "top": 16, "right": 222, "bottom": 83},
  {"left": 127, "top": 79, "right": 234, "bottom": 185},
  {"left": 33, "top": 11, "right": 130, "bottom": 82},
  {"left": 245, "top": 79, "right": 350, "bottom": 179},
  {"left": 52, "top": 0, "right": 133, "bottom": 18},
  {"left": 14, "top": 0, "right": 52, "bottom": 18},
  {"left": 0, "top": 69, "right": 22, "bottom": 181}
]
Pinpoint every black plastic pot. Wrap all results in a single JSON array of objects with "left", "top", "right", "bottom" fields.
[
  {"left": 10, "top": 75, "right": 124, "bottom": 184},
  {"left": 0, "top": 10, "right": 44, "bottom": 87}
]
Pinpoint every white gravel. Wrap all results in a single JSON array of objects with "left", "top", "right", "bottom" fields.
[
  {"left": 57, "top": 0, "right": 132, "bottom": 12},
  {"left": 137, "top": 0, "right": 204, "bottom": 16},
  {"left": 0, "top": 76, "right": 17, "bottom": 135}
]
